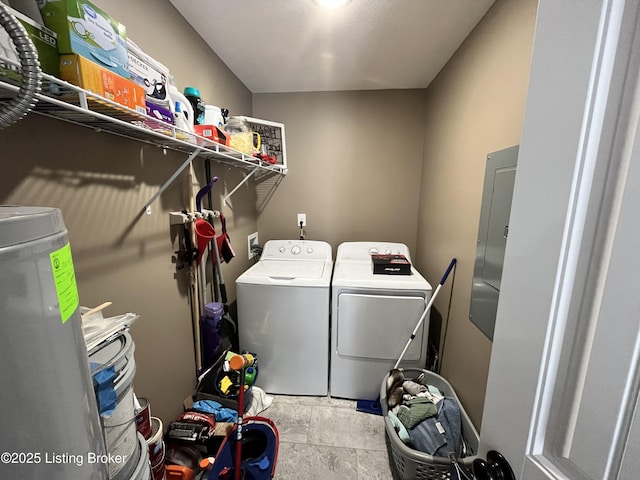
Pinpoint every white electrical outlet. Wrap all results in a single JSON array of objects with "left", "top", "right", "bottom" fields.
[
  {"left": 248, "top": 232, "right": 259, "bottom": 259},
  {"left": 297, "top": 213, "right": 307, "bottom": 227}
]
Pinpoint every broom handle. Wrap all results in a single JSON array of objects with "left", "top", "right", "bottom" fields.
[
  {"left": 234, "top": 366, "right": 245, "bottom": 480},
  {"left": 394, "top": 258, "right": 456, "bottom": 370}
]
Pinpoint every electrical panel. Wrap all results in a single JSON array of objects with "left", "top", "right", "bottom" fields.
[{"left": 469, "top": 145, "right": 518, "bottom": 340}]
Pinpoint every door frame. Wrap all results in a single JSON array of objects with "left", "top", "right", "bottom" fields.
[{"left": 479, "top": 0, "right": 640, "bottom": 477}]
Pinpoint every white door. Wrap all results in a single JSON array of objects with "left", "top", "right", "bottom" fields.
[{"left": 480, "top": 0, "right": 640, "bottom": 479}]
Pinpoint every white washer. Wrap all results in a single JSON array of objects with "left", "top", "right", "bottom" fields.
[
  {"left": 330, "top": 242, "right": 432, "bottom": 400},
  {"left": 236, "top": 240, "right": 332, "bottom": 395}
]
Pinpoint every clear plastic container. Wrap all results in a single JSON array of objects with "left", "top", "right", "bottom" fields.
[{"left": 224, "top": 116, "right": 261, "bottom": 155}]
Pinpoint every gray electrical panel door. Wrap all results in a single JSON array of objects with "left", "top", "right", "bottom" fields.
[{"left": 469, "top": 145, "right": 518, "bottom": 340}]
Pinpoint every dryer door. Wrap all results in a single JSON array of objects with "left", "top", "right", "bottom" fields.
[{"left": 336, "top": 293, "right": 427, "bottom": 361}]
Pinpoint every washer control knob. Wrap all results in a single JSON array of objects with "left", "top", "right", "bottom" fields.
[
  {"left": 291, "top": 245, "right": 301, "bottom": 255},
  {"left": 368, "top": 247, "right": 379, "bottom": 255},
  {"left": 279, "top": 247, "right": 286, "bottom": 253},
  {"left": 385, "top": 248, "right": 392, "bottom": 254},
  {"left": 307, "top": 247, "right": 314, "bottom": 254}
]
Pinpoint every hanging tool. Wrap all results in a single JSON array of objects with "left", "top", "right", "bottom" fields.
[
  {"left": 214, "top": 214, "right": 236, "bottom": 265},
  {"left": 208, "top": 181, "right": 238, "bottom": 347},
  {"left": 205, "top": 159, "right": 219, "bottom": 302},
  {"left": 194, "top": 177, "right": 219, "bottom": 344},
  {"left": 196, "top": 176, "right": 218, "bottom": 213},
  {"left": 181, "top": 208, "right": 202, "bottom": 372},
  {"left": 210, "top": 212, "right": 237, "bottom": 344}
]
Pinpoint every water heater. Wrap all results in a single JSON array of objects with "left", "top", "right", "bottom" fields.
[{"left": 0, "top": 206, "right": 108, "bottom": 479}]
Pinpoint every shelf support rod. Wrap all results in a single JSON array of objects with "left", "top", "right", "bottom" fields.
[
  {"left": 223, "top": 166, "right": 261, "bottom": 207},
  {"left": 78, "top": 90, "right": 88, "bottom": 111},
  {"left": 144, "top": 148, "right": 203, "bottom": 210}
]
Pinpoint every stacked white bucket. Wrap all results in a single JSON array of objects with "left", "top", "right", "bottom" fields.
[
  {"left": 89, "top": 333, "right": 136, "bottom": 478},
  {"left": 88, "top": 332, "right": 155, "bottom": 480}
]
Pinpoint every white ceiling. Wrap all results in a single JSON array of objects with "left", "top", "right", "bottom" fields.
[{"left": 169, "top": 0, "right": 495, "bottom": 94}]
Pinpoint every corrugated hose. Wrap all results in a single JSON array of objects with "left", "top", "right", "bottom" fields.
[{"left": 0, "top": 2, "right": 41, "bottom": 129}]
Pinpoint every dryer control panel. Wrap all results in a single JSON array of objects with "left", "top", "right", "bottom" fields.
[
  {"left": 336, "top": 242, "right": 410, "bottom": 262},
  {"left": 261, "top": 240, "right": 333, "bottom": 261}
]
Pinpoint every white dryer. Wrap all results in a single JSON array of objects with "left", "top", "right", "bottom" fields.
[
  {"left": 236, "top": 240, "right": 332, "bottom": 395},
  {"left": 330, "top": 242, "right": 432, "bottom": 400}
]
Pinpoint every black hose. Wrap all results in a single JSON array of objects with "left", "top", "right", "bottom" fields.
[{"left": 0, "top": 3, "right": 42, "bottom": 129}]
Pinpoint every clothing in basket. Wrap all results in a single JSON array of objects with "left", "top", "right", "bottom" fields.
[
  {"left": 381, "top": 369, "right": 480, "bottom": 480},
  {"left": 407, "top": 396, "right": 462, "bottom": 457}
]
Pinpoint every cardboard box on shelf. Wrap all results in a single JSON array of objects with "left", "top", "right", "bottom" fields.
[
  {"left": 39, "top": 0, "right": 129, "bottom": 78},
  {"left": 146, "top": 100, "right": 173, "bottom": 125},
  {"left": 194, "top": 124, "right": 230, "bottom": 146},
  {"left": 127, "top": 41, "right": 170, "bottom": 106},
  {"left": 142, "top": 100, "right": 174, "bottom": 134},
  {"left": 0, "top": 5, "right": 60, "bottom": 83},
  {"left": 59, "top": 54, "right": 145, "bottom": 116}
]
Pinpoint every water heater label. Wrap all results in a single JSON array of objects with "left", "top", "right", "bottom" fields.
[{"left": 50, "top": 243, "right": 80, "bottom": 324}]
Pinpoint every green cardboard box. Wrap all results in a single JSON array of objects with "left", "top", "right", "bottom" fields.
[
  {"left": 0, "top": 4, "right": 60, "bottom": 83},
  {"left": 38, "top": 0, "right": 128, "bottom": 78}
]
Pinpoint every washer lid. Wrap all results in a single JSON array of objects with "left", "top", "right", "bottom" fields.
[
  {"left": 332, "top": 260, "right": 432, "bottom": 290},
  {"left": 0, "top": 206, "right": 65, "bottom": 248},
  {"left": 236, "top": 259, "right": 332, "bottom": 286}
]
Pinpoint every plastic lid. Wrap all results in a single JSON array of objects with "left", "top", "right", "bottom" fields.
[
  {"left": 89, "top": 332, "right": 135, "bottom": 376},
  {"left": 0, "top": 206, "right": 66, "bottom": 248},
  {"left": 204, "top": 302, "right": 224, "bottom": 318},
  {"left": 113, "top": 356, "right": 136, "bottom": 399},
  {"left": 183, "top": 87, "right": 201, "bottom": 97}
]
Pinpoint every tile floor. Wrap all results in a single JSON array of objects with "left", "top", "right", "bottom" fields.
[{"left": 261, "top": 394, "right": 396, "bottom": 480}]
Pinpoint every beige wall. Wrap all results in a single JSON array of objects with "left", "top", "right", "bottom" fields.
[
  {"left": 253, "top": 90, "right": 426, "bottom": 252},
  {"left": 0, "top": 0, "right": 255, "bottom": 426},
  {"left": 414, "top": 0, "right": 538, "bottom": 427}
]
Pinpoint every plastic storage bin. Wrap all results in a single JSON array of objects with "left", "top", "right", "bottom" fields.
[
  {"left": 184, "top": 342, "right": 255, "bottom": 412},
  {"left": 381, "top": 368, "right": 480, "bottom": 480}
]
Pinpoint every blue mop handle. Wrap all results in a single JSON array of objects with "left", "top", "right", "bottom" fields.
[
  {"left": 440, "top": 258, "right": 457, "bottom": 285},
  {"left": 393, "top": 258, "right": 457, "bottom": 369}
]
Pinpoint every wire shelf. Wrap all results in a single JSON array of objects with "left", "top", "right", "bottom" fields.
[{"left": 0, "top": 72, "right": 288, "bottom": 177}]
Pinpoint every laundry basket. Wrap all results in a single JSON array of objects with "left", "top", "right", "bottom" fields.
[{"left": 381, "top": 369, "right": 479, "bottom": 480}]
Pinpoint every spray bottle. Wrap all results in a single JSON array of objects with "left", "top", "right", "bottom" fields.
[{"left": 172, "top": 102, "right": 196, "bottom": 143}]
